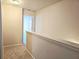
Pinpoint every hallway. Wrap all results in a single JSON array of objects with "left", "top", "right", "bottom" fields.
[{"left": 1, "top": 0, "right": 79, "bottom": 59}]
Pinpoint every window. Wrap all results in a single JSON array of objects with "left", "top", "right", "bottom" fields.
[{"left": 23, "top": 16, "right": 33, "bottom": 46}]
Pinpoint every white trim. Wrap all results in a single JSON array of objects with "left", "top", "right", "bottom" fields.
[
  {"left": 27, "top": 32, "right": 79, "bottom": 52},
  {"left": 25, "top": 48, "right": 36, "bottom": 59},
  {"left": 32, "top": 16, "right": 36, "bottom": 32},
  {"left": 4, "top": 44, "right": 22, "bottom": 48}
]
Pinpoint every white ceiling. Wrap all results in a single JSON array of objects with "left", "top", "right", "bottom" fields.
[
  {"left": 22, "top": 0, "right": 62, "bottom": 11},
  {"left": 2, "top": 0, "right": 62, "bottom": 11}
]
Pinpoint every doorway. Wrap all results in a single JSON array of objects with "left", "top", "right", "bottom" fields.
[{"left": 22, "top": 15, "right": 34, "bottom": 46}]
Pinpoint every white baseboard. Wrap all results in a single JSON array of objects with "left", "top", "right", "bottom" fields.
[
  {"left": 25, "top": 48, "right": 36, "bottom": 59},
  {"left": 3, "top": 44, "right": 22, "bottom": 48},
  {"left": 3, "top": 44, "right": 35, "bottom": 59}
]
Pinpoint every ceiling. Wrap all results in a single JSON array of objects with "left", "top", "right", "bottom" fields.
[
  {"left": 22, "top": 0, "right": 62, "bottom": 11},
  {"left": 2, "top": 0, "right": 62, "bottom": 11}
]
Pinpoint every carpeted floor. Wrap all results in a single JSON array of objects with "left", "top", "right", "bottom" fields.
[{"left": 4, "top": 45, "right": 33, "bottom": 59}]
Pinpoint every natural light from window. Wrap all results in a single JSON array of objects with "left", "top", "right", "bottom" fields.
[{"left": 23, "top": 16, "right": 32, "bottom": 46}]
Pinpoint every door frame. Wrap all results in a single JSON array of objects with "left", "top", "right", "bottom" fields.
[{"left": 22, "top": 8, "right": 36, "bottom": 45}]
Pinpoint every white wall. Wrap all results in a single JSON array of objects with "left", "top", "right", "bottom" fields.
[
  {"left": 2, "top": 4, "right": 22, "bottom": 46},
  {"left": 36, "top": 0, "right": 79, "bottom": 42}
]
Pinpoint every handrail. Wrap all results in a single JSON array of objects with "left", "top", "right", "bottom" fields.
[{"left": 27, "top": 32, "right": 79, "bottom": 53}]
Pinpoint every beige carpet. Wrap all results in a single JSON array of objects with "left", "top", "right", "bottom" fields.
[{"left": 4, "top": 45, "right": 33, "bottom": 59}]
